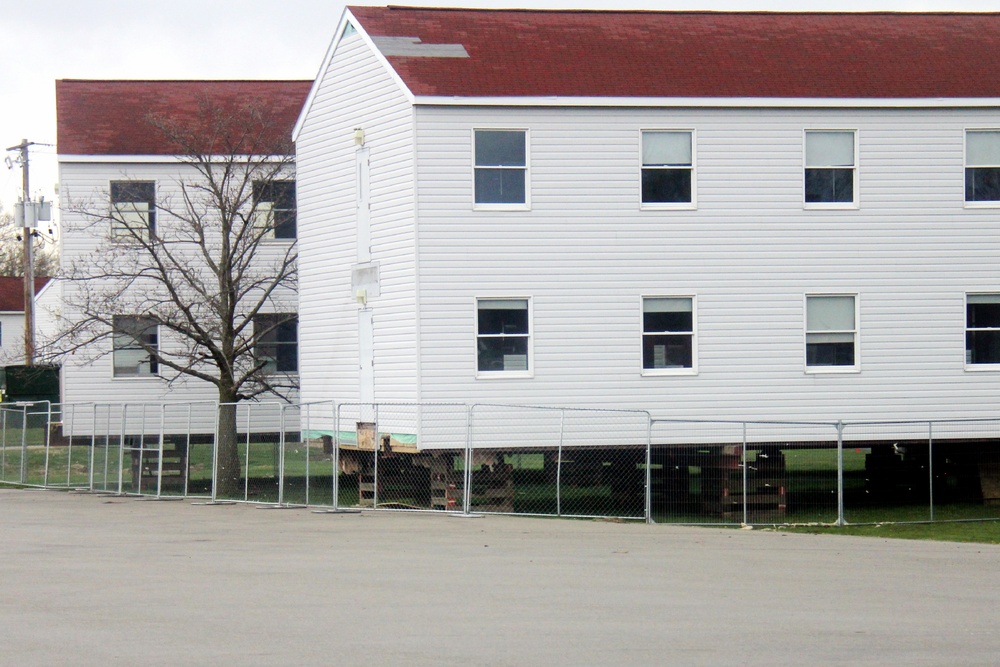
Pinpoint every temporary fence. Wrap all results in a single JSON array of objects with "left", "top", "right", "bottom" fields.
[{"left": 4, "top": 400, "right": 1000, "bottom": 527}]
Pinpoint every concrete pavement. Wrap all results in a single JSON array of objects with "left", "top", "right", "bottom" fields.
[{"left": 1, "top": 488, "right": 998, "bottom": 666}]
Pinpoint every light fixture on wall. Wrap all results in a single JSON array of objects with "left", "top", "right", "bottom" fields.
[{"left": 354, "top": 128, "right": 365, "bottom": 146}]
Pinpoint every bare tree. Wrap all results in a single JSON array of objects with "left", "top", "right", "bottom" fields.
[
  {"left": 43, "top": 99, "right": 298, "bottom": 496},
  {"left": 0, "top": 204, "right": 58, "bottom": 277}
]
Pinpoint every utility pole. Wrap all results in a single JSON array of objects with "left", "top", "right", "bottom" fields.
[{"left": 6, "top": 139, "right": 50, "bottom": 366}]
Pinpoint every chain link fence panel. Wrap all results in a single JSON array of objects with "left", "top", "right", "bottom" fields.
[
  {"left": 842, "top": 419, "right": 1000, "bottom": 524},
  {"left": 469, "top": 405, "right": 650, "bottom": 519},
  {"left": 9, "top": 401, "right": 1000, "bottom": 527}
]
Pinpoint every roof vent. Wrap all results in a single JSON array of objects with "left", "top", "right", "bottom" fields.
[{"left": 371, "top": 36, "right": 470, "bottom": 58}]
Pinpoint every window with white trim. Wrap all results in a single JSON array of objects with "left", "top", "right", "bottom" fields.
[
  {"left": 474, "top": 130, "right": 526, "bottom": 206},
  {"left": 254, "top": 313, "right": 298, "bottom": 373},
  {"left": 965, "top": 131, "right": 1000, "bottom": 203},
  {"left": 804, "top": 131, "right": 856, "bottom": 206},
  {"left": 642, "top": 297, "right": 695, "bottom": 372},
  {"left": 476, "top": 298, "right": 530, "bottom": 374},
  {"left": 110, "top": 181, "right": 155, "bottom": 240},
  {"left": 966, "top": 294, "right": 1000, "bottom": 366},
  {"left": 112, "top": 316, "right": 158, "bottom": 377},
  {"left": 252, "top": 180, "right": 296, "bottom": 239},
  {"left": 805, "top": 295, "right": 857, "bottom": 370},
  {"left": 641, "top": 131, "right": 693, "bottom": 206}
]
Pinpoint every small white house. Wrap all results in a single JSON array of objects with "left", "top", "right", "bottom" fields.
[
  {"left": 0, "top": 276, "right": 53, "bottom": 365},
  {"left": 55, "top": 80, "right": 310, "bottom": 433},
  {"left": 294, "top": 7, "right": 1000, "bottom": 442}
]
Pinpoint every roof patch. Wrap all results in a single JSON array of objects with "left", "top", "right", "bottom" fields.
[{"left": 371, "top": 36, "right": 469, "bottom": 58}]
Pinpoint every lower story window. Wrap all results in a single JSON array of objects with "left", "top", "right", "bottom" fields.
[
  {"left": 477, "top": 298, "right": 530, "bottom": 373},
  {"left": 805, "top": 295, "right": 857, "bottom": 370},
  {"left": 112, "top": 316, "right": 158, "bottom": 377},
  {"left": 642, "top": 297, "right": 694, "bottom": 372},
  {"left": 966, "top": 294, "right": 1000, "bottom": 365},
  {"left": 254, "top": 314, "right": 298, "bottom": 373}
]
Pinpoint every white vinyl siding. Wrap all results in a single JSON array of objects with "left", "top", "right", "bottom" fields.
[
  {"left": 406, "top": 106, "right": 1000, "bottom": 423},
  {"left": 294, "top": 27, "right": 417, "bottom": 407},
  {"left": 57, "top": 161, "right": 298, "bottom": 413}
]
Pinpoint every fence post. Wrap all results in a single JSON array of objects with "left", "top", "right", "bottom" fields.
[
  {"left": 372, "top": 403, "right": 379, "bottom": 510},
  {"left": 243, "top": 405, "right": 251, "bottom": 502},
  {"left": 333, "top": 403, "right": 341, "bottom": 509},
  {"left": 117, "top": 406, "right": 126, "bottom": 495},
  {"left": 742, "top": 422, "right": 748, "bottom": 526},
  {"left": 556, "top": 409, "right": 565, "bottom": 517},
  {"left": 40, "top": 403, "right": 50, "bottom": 487},
  {"left": 278, "top": 405, "right": 287, "bottom": 506},
  {"left": 1, "top": 408, "right": 7, "bottom": 481},
  {"left": 19, "top": 405, "right": 27, "bottom": 484},
  {"left": 836, "top": 421, "right": 845, "bottom": 526},
  {"left": 183, "top": 404, "right": 192, "bottom": 498},
  {"left": 464, "top": 405, "right": 474, "bottom": 514},
  {"left": 211, "top": 403, "right": 220, "bottom": 502},
  {"left": 644, "top": 415, "right": 652, "bottom": 524},
  {"left": 89, "top": 404, "right": 97, "bottom": 492},
  {"left": 303, "top": 404, "right": 311, "bottom": 507},
  {"left": 928, "top": 421, "right": 935, "bottom": 522},
  {"left": 155, "top": 406, "right": 164, "bottom": 498}
]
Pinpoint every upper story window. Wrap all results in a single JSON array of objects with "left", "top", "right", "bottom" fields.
[
  {"left": 965, "top": 131, "right": 1000, "bottom": 204},
  {"left": 804, "top": 131, "right": 856, "bottom": 207},
  {"left": 476, "top": 298, "right": 531, "bottom": 375},
  {"left": 254, "top": 313, "right": 298, "bottom": 373},
  {"left": 474, "top": 130, "right": 527, "bottom": 208},
  {"left": 110, "top": 181, "right": 155, "bottom": 240},
  {"left": 112, "top": 315, "right": 158, "bottom": 377},
  {"left": 641, "top": 131, "right": 694, "bottom": 207},
  {"left": 966, "top": 294, "right": 1000, "bottom": 367},
  {"left": 805, "top": 295, "right": 858, "bottom": 372},
  {"left": 642, "top": 296, "right": 695, "bottom": 374},
  {"left": 252, "top": 180, "right": 296, "bottom": 239}
]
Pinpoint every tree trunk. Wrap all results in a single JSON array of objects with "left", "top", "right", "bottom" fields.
[{"left": 215, "top": 399, "right": 242, "bottom": 499}]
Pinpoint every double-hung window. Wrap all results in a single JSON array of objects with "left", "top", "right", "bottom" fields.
[
  {"left": 965, "top": 131, "right": 1000, "bottom": 204},
  {"left": 112, "top": 316, "right": 158, "bottom": 377},
  {"left": 474, "top": 130, "right": 527, "bottom": 207},
  {"left": 642, "top": 297, "right": 695, "bottom": 373},
  {"left": 254, "top": 314, "right": 298, "bottom": 373},
  {"left": 805, "top": 295, "right": 858, "bottom": 371},
  {"left": 966, "top": 294, "right": 1000, "bottom": 367},
  {"left": 110, "top": 181, "right": 155, "bottom": 240},
  {"left": 641, "top": 131, "right": 694, "bottom": 207},
  {"left": 476, "top": 298, "right": 531, "bottom": 375},
  {"left": 804, "top": 131, "right": 857, "bottom": 207},
  {"left": 252, "top": 180, "right": 296, "bottom": 239}
]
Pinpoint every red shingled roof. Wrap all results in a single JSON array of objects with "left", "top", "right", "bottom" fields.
[
  {"left": 0, "top": 278, "right": 50, "bottom": 313},
  {"left": 347, "top": 7, "right": 1000, "bottom": 99},
  {"left": 57, "top": 80, "right": 312, "bottom": 156}
]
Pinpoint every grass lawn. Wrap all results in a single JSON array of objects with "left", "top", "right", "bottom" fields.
[{"left": 776, "top": 520, "right": 1000, "bottom": 545}]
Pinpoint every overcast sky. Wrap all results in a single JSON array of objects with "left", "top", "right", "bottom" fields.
[{"left": 2, "top": 0, "right": 997, "bottom": 212}]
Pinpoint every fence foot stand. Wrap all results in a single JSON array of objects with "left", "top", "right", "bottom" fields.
[
  {"left": 311, "top": 508, "right": 363, "bottom": 514},
  {"left": 190, "top": 500, "right": 238, "bottom": 506}
]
